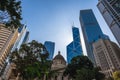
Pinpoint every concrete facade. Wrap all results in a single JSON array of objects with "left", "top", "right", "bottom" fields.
[
  {"left": 93, "top": 39, "right": 120, "bottom": 78},
  {"left": 0, "top": 24, "right": 18, "bottom": 75},
  {"left": 51, "top": 51, "right": 68, "bottom": 80}
]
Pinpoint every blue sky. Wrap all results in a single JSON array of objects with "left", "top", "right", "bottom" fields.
[{"left": 21, "top": 0, "right": 117, "bottom": 60}]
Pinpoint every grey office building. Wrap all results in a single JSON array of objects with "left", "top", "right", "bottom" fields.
[{"left": 97, "top": 0, "right": 120, "bottom": 45}]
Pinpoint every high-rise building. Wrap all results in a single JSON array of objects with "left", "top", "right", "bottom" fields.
[
  {"left": 44, "top": 41, "right": 55, "bottom": 60},
  {"left": 0, "top": 24, "right": 18, "bottom": 72},
  {"left": 67, "top": 27, "right": 83, "bottom": 63},
  {"left": 97, "top": 0, "right": 120, "bottom": 45},
  {"left": 22, "top": 31, "right": 29, "bottom": 44},
  {"left": 1, "top": 25, "right": 30, "bottom": 79},
  {"left": 79, "top": 9, "right": 108, "bottom": 64},
  {"left": 11, "top": 25, "right": 27, "bottom": 52},
  {"left": 93, "top": 39, "right": 120, "bottom": 78},
  {"left": 11, "top": 25, "right": 30, "bottom": 52}
]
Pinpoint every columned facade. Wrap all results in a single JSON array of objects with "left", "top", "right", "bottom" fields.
[{"left": 51, "top": 51, "right": 68, "bottom": 80}]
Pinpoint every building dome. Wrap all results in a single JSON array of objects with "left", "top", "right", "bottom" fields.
[
  {"left": 51, "top": 51, "right": 68, "bottom": 80},
  {"left": 53, "top": 51, "right": 66, "bottom": 62},
  {"left": 52, "top": 51, "right": 66, "bottom": 70}
]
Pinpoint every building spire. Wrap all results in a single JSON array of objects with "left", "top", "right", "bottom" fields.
[{"left": 72, "top": 22, "right": 74, "bottom": 27}]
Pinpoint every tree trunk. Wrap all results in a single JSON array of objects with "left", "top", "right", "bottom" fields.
[{"left": 44, "top": 74, "right": 46, "bottom": 80}]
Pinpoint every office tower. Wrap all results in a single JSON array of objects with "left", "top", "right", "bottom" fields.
[
  {"left": 79, "top": 9, "right": 108, "bottom": 64},
  {"left": 11, "top": 25, "right": 27, "bottom": 52},
  {"left": 22, "top": 31, "right": 29, "bottom": 44},
  {"left": 97, "top": 0, "right": 120, "bottom": 45},
  {"left": 93, "top": 39, "right": 120, "bottom": 78},
  {"left": 0, "top": 24, "right": 18, "bottom": 72},
  {"left": 67, "top": 27, "right": 83, "bottom": 63},
  {"left": 44, "top": 41, "right": 55, "bottom": 60}
]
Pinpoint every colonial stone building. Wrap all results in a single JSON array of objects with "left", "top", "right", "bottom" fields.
[
  {"left": 51, "top": 51, "right": 68, "bottom": 80},
  {"left": 1, "top": 51, "right": 68, "bottom": 80}
]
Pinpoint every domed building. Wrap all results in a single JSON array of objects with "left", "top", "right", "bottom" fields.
[{"left": 51, "top": 51, "right": 68, "bottom": 80}]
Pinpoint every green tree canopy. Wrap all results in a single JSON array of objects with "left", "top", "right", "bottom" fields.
[
  {"left": 0, "top": 0, "right": 22, "bottom": 28},
  {"left": 75, "top": 68, "right": 95, "bottom": 80},
  {"left": 9, "top": 40, "right": 52, "bottom": 80},
  {"left": 63, "top": 56, "right": 93, "bottom": 78},
  {"left": 113, "top": 71, "right": 120, "bottom": 80},
  {"left": 63, "top": 55, "right": 105, "bottom": 80},
  {"left": 106, "top": 76, "right": 114, "bottom": 80}
]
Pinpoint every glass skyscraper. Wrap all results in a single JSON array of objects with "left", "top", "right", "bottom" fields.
[
  {"left": 97, "top": 0, "right": 120, "bottom": 45},
  {"left": 79, "top": 9, "right": 108, "bottom": 65},
  {"left": 11, "top": 25, "right": 29, "bottom": 52},
  {"left": 44, "top": 41, "right": 55, "bottom": 60},
  {"left": 22, "top": 31, "right": 29, "bottom": 44},
  {"left": 67, "top": 27, "right": 83, "bottom": 63},
  {"left": 11, "top": 25, "right": 27, "bottom": 52}
]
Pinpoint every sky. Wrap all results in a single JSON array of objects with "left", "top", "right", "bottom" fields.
[{"left": 21, "top": 0, "right": 117, "bottom": 60}]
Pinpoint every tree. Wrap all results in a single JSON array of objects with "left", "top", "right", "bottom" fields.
[
  {"left": 93, "top": 67, "right": 105, "bottom": 80},
  {"left": 75, "top": 68, "right": 95, "bottom": 80},
  {"left": 75, "top": 67, "right": 105, "bottom": 80},
  {"left": 9, "top": 40, "right": 52, "bottom": 80},
  {"left": 0, "top": 0, "right": 22, "bottom": 29},
  {"left": 63, "top": 55, "right": 105, "bottom": 80},
  {"left": 113, "top": 71, "right": 120, "bottom": 80},
  {"left": 106, "top": 76, "right": 114, "bottom": 80},
  {"left": 63, "top": 56, "right": 94, "bottom": 79}
]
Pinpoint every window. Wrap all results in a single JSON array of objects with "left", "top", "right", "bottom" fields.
[{"left": 112, "top": 1, "right": 120, "bottom": 14}]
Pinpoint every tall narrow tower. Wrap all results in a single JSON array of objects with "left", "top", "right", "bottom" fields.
[
  {"left": 11, "top": 25, "right": 27, "bottom": 52},
  {"left": 97, "top": 0, "right": 120, "bottom": 45},
  {"left": 67, "top": 26, "right": 83, "bottom": 63},
  {"left": 79, "top": 9, "right": 108, "bottom": 64},
  {"left": 22, "top": 31, "right": 29, "bottom": 44},
  {"left": 11, "top": 25, "right": 30, "bottom": 52}
]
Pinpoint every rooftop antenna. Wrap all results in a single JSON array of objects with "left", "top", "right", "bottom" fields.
[
  {"left": 73, "top": 22, "right": 74, "bottom": 27},
  {"left": 71, "top": 21, "right": 75, "bottom": 28}
]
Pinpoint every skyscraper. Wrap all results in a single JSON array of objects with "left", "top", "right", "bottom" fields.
[
  {"left": 97, "top": 0, "right": 120, "bottom": 45},
  {"left": 11, "top": 25, "right": 30, "bottom": 52},
  {"left": 44, "top": 41, "right": 55, "bottom": 60},
  {"left": 11, "top": 25, "right": 27, "bottom": 52},
  {"left": 22, "top": 31, "right": 29, "bottom": 44},
  {"left": 67, "top": 27, "right": 83, "bottom": 63},
  {"left": 0, "top": 24, "right": 18, "bottom": 73},
  {"left": 93, "top": 39, "right": 120, "bottom": 78},
  {"left": 79, "top": 9, "right": 107, "bottom": 64}
]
